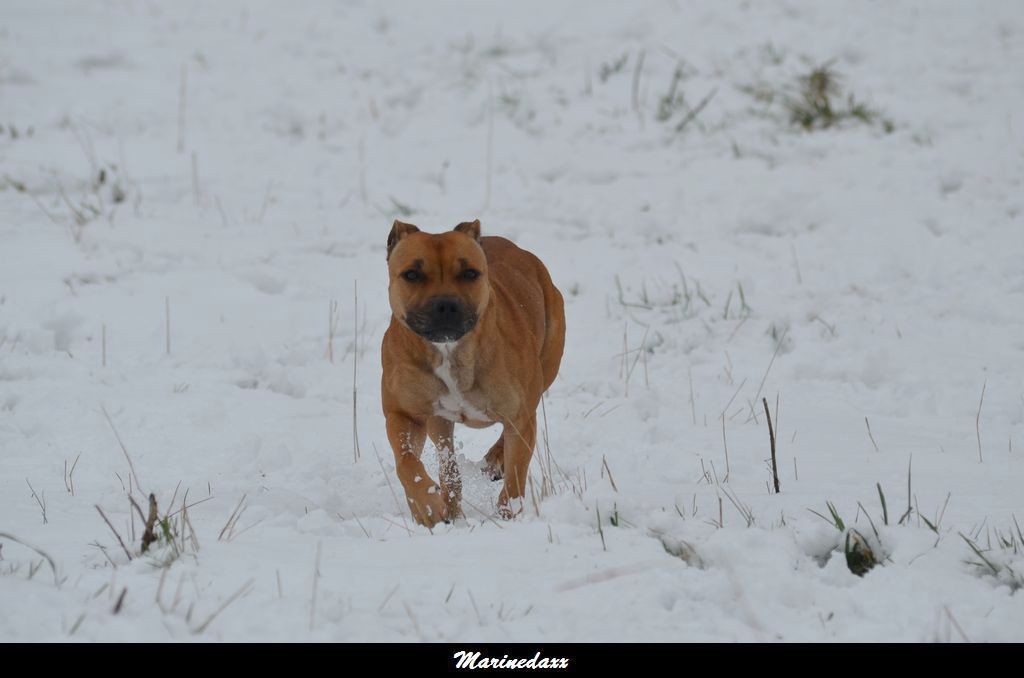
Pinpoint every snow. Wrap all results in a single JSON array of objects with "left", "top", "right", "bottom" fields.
[{"left": 2, "top": 0, "right": 1023, "bottom": 642}]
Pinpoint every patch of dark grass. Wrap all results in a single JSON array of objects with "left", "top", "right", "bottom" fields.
[{"left": 743, "top": 60, "right": 893, "bottom": 133}]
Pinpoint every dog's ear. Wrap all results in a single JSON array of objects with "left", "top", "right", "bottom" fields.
[
  {"left": 453, "top": 219, "right": 481, "bottom": 242},
  {"left": 387, "top": 220, "right": 420, "bottom": 260}
]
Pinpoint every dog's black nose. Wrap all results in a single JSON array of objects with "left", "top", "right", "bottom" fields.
[
  {"left": 430, "top": 297, "right": 463, "bottom": 324},
  {"left": 407, "top": 296, "right": 477, "bottom": 342}
]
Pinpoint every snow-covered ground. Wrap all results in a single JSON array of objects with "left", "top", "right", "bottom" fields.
[{"left": 2, "top": 0, "right": 1023, "bottom": 642}]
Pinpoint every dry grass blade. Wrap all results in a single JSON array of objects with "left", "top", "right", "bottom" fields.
[
  {"left": 64, "top": 453, "right": 81, "bottom": 495},
  {"left": 959, "top": 532, "right": 999, "bottom": 575},
  {"left": 688, "top": 366, "right": 697, "bottom": 424},
  {"left": 719, "top": 485, "right": 755, "bottom": 527},
  {"left": 309, "top": 541, "right": 322, "bottom": 631},
  {"left": 372, "top": 443, "right": 413, "bottom": 534},
  {"left": 976, "top": 379, "right": 986, "bottom": 463},
  {"left": 403, "top": 600, "right": 426, "bottom": 640},
  {"left": 100, "top": 405, "right": 143, "bottom": 492},
  {"left": 675, "top": 88, "right": 717, "bottom": 133},
  {"left": 95, "top": 505, "right": 133, "bottom": 561},
  {"left": 461, "top": 497, "right": 504, "bottom": 529},
  {"left": 721, "top": 415, "right": 730, "bottom": 483},
  {"left": 720, "top": 377, "right": 747, "bottom": 418},
  {"left": 165, "top": 496, "right": 214, "bottom": 518},
  {"left": 944, "top": 606, "right": 971, "bottom": 643},
  {"left": 865, "top": 417, "right": 880, "bottom": 452},
  {"left": 325, "top": 299, "right": 339, "bottom": 363},
  {"left": 0, "top": 531, "right": 60, "bottom": 586},
  {"left": 192, "top": 579, "right": 254, "bottom": 634},
  {"left": 747, "top": 330, "right": 787, "bottom": 422},
  {"left": 631, "top": 49, "right": 645, "bottom": 121},
  {"left": 898, "top": 455, "right": 913, "bottom": 525},
  {"left": 855, "top": 501, "right": 882, "bottom": 543},
  {"left": 601, "top": 455, "right": 619, "bottom": 492},
  {"left": 218, "top": 494, "right": 247, "bottom": 541},
  {"left": 112, "top": 587, "right": 128, "bottom": 614},
  {"left": 26, "top": 478, "right": 47, "bottom": 524},
  {"left": 378, "top": 583, "right": 400, "bottom": 612},
  {"left": 762, "top": 398, "right": 779, "bottom": 493},
  {"left": 68, "top": 613, "right": 86, "bottom": 636},
  {"left": 339, "top": 512, "right": 372, "bottom": 539}
]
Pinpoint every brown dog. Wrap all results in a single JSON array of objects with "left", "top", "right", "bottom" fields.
[{"left": 381, "top": 219, "right": 565, "bottom": 527}]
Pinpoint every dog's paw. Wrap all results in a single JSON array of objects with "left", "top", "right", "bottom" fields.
[
  {"left": 482, "top": 443, "right": 504, "bottom": 481},
  {"left": 481, "top": 460, "right": 503, "bottom": 481},
  {"left": 496, "top": 491, "right": 524, "bottom": 520},
  {"left": 408, "top": 486, "right": 450, "bottom": 528}
]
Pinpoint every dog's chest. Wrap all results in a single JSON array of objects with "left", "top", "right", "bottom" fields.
[{"left": 431, "top": 343, "right": 491, "bottom": 425}]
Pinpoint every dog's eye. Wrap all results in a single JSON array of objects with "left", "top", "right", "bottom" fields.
[
  {"left": 460, "top": 269, "right": 480, "bottom": 281},
  {"left": 401, "top": 270, "right": 423, "bottom": 282}
]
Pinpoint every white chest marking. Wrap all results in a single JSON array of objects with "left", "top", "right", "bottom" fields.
[{"left": 431, "top": 342, "right": 491, "bottom": 423}]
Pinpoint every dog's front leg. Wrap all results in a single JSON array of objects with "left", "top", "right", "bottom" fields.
[
  {"left": 497, "top": 411, "right": 537, "bottom": 519},
  {"left": 427, "top": 416, "right": 462, "bottom": 519},
  {"left": 385, "top": 412, "right": 449, "bottom": 527}
]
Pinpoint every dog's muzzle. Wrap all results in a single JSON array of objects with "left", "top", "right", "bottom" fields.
[{"left": 405, "top": 296, "right": 478, "bottom": 342}]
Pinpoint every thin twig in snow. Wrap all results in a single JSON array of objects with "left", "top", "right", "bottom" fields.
[
  {"left": 95, "top": 505, "right": 133, "bottom": 561},
  {"left": 326, "top": 300, "right": 339, "bottom": 363},
  {"left": 352, "top": 282, "right": 362, "bottom": 463},
  {"left": 601, "top": 455, "right": 619, "bottom": 492},
  {"left": 0, "top": 532, "right": 59, "bottom": 586},
  {"left": 26, "top": 478, "right": 47, "bottom": 524},
  {"left": 865, "top": 416, "right": 880, "bottom": 452},
  {"left": 309, "top": 542, "right": 321, "bottom": 631},
  {"left": 192, "top": 579, "right": 254, "bottom": 634},
  {"left": 461, "top": 497, "right": 504, "bottom": 530},
  {"left": 976, "top": 379, "right": 986, "bottom": 463},
  {"left": 631, "top": 49, "right": 646, "bottom": 125},
  {"left": 675, "top": 88, "right": 717, "bottom": 133},
  {"left": 720, "top": 416, "right": 730, "bottom": 483},
  {"left": 944, "top": 606, "right": 971, "bottom": 643},
  {"left": 688, "top": 366, "right": 696, "bottom": 425},
  {"left": 372, "top": 443, "right": 412, "bottom": 535},
  {"left": 763, "top": 398, "right": 780, "bottom": 494},
  {"left": 64, "top": 453, "right": 81, "bottom": 496},
  {"left": 747, "top": 329, "right": 787, "bottom": 423},
  {"left": 378, "top": 583, "right": 400, "bottom": 612}
]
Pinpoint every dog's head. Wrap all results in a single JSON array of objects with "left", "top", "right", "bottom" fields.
[{"left": 386, "top": 219, "right": 489, "bottom": 343}]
